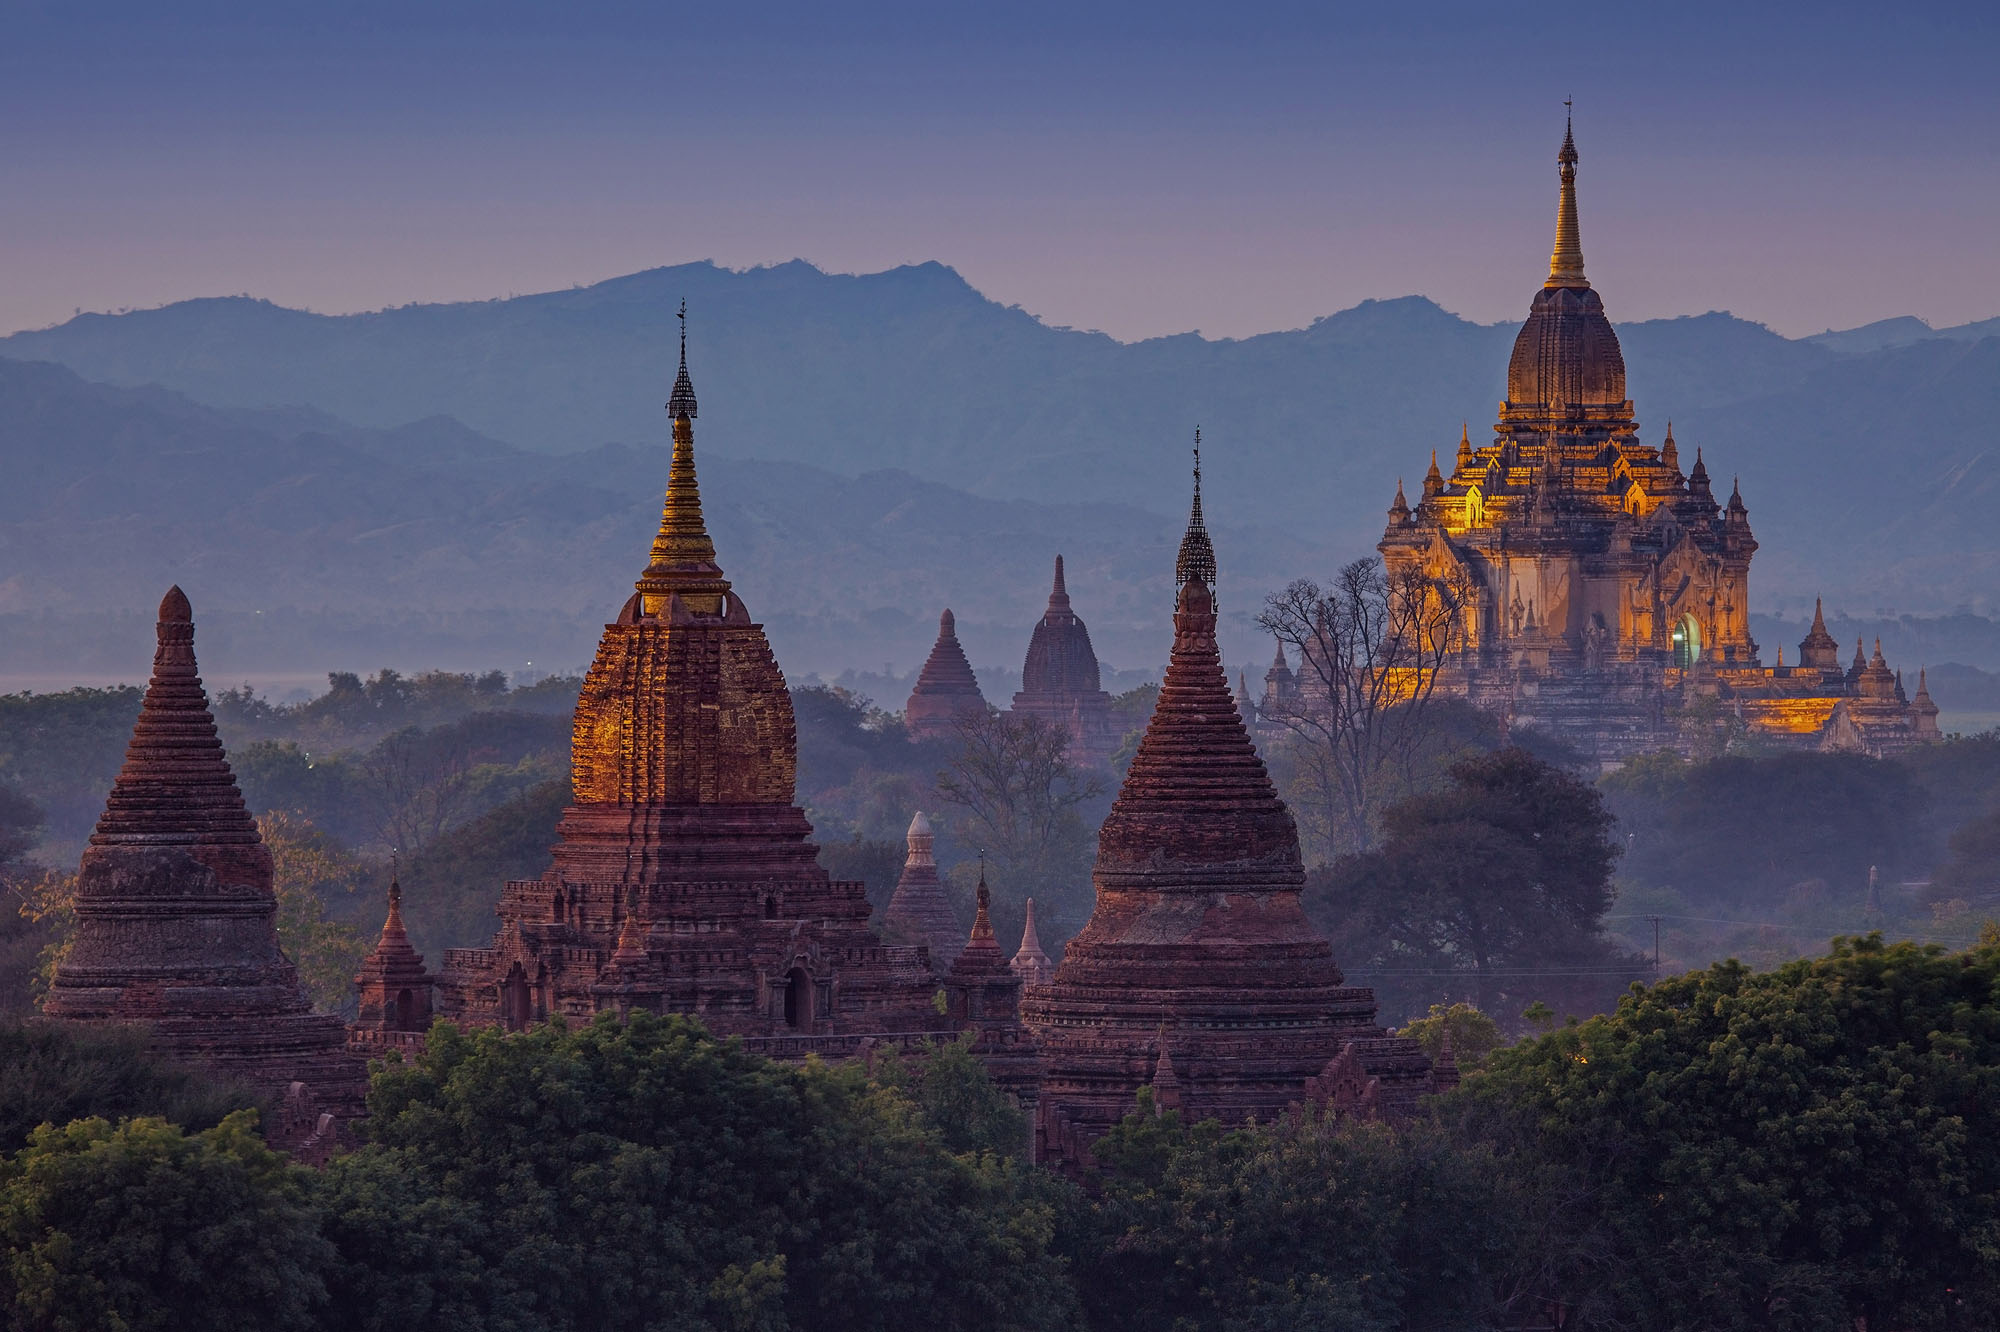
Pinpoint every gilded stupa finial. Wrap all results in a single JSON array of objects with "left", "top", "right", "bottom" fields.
[
  {"left": 638, "top": 300, "right": 729, "bottom": 615},
  {"left": 1176, "top": 426, "right": 1218, "bottom": 590},
  {"left": 1546, "top": 101, "right": 1589, "bottom": 290}
]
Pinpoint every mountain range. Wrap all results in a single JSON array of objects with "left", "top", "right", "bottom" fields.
[{"left": 3, "top": 258, "right": 1999, "bottom": 689}]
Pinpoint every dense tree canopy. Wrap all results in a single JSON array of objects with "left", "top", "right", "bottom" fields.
[
  {"left": 1462, "top": 936, "right": 2000, "bottom": 1330},
  {"left": 1309, "top": 747, "right": 1640, "bottom": 1023}
]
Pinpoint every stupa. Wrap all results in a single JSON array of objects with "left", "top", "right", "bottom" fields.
[
  {"left": 46, "top": 587, "right": 366, "bottom": 1148},
  {"left": 349, "top": 876, "right": 434, "bottom": 1057},
  {"left": 880, "top": 810, "right": 963, "bottom": 967},
  {"left": 431, "top": 311, "right": 943, "bottom": 1046},
  {"left": 1011, "top": 555, "right": 1119, "bottom": 769},
  {"left": 1009, "top": 898, "right": 1054, "bottom": 986},
  {"left": 1023, "top": 455, "right": 1438, "bottom": 1167},
  {"left": 905, "top": 609, "right": 989, "bottom": 739}
]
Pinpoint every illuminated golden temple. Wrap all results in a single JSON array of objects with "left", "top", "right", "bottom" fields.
[{"left": 1376, "top": 119, "right": 1938, "bottom": 761}]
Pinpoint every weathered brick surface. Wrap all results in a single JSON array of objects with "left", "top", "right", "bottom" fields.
[{"left": 47, "top": 589, "right": 367, "bottom": 1148}]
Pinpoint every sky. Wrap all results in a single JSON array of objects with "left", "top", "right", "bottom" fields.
[{"left": 3, "top": 1, "right": 1997, "bottom": 342}]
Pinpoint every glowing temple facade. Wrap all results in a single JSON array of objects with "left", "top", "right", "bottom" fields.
[{"left": 1377, "top": 121, "right": 1939, "bottom": 761}]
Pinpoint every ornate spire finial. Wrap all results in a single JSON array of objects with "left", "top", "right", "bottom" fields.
[
  {"left": 1176, "top": 425, "right": 1218, "bottom": 589},
  {"left": 639, "top": 302, "right": 727, "bottom": 614},
  {"left": 1546, "top": 104, "right": 1589, "bottom": 290}
]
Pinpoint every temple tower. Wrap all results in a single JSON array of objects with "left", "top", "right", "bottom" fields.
[
  {"left": 880, "top": 810, "right": 962, "bottom": 967},
  {"left": 47, "top": 588, "right": 366, "bottom": 1143},
  {"left": 433, "top": 311, "right": 941, "bottom": 1044},
  {"left": 1011, "top": 555, "right": 1119, "bottom": 769},
  {"left": 349, "top": 876, "right": 435, "bottom": 1056},
  {"left": 1009, "top": 897, "right": 1054, "bottom": 986},
  {"left": 905, "top": 609, "right": 989, "bottom": 739},
  {"left": 1024, "top": 473, "right": 1426, "bottom": 1162}
]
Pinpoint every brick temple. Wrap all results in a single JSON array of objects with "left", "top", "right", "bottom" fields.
[
  {"left": 45, "top": 588, "right": 366, "bottom": 1152},
  {"left": 1023, "top": 466, "right": 1440, "bottom": 1167},
  {"left": 1372, "top": 119, "right": 1939, "bottom": 761},
  {"left": 879, "top": 810, "right": 963, "bottom": 967},
  {"left": 1011, "top": 556, "right": 1121, "bottom": 769},
  {"left": 403, "top": 320, "right": 1034, "bottom": 1097},
  {"left": 904, "top": 609, "right": 989, "bottom": 739}
]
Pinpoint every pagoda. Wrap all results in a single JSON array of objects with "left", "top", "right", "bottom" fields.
[
  {"left": 46, "top": 588, "right": 366, "bottom": 1148},
  {"left": 428, "top": 312, "right": 943, "bottom": 1046},
  {"left": 1023, "top": 457, "right": 1437, "bottom": 1166},
  {"left": 879, "top": 810, "right": 962, "bottom": 967},
  {"left": 905, "top": 609, "right": 989, "bottom": 739},
  {"left": 348, "top": 876, "right": 434, "bottom": 1058},
  {"left": 1011, "top": 555, "right": 1119, "bottom": 769},
  {"left": 1376, "top": 118, "right": 1936, "bottom": 759}
]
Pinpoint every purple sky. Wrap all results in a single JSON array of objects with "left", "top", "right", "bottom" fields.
[{"left": 4, "top": 1, "right": 1997, "bottom": 342}]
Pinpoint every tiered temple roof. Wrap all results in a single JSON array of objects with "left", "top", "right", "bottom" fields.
[
  {"left": 426, "top": 313, "right": 943, "bottom": 1046},
  {"left": 1024, "top": 478, "right": 1436, "bottom": 1163},
  {"left": 1012, "top": 556, "right": 1119, "bottom": 768},
  {"left": 47, "top": 588, "right": 366, "bottom": 1150},
  {"left": 905, "top": 608, "right": 989, "bottom": 739},
  {"left": 880, "top": 811, "right": 963, "bottom": 967}
]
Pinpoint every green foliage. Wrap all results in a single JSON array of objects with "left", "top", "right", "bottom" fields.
[
  {"left": 1077, "top": 1101, "right": 1513, "bottom": 1332},
  {"left": 260, "top": 811, "right": 371, "bottom": 1012},
  {"left": 329, "top": 1013, "right": 1076, "bottom": 1332},
  {"left": 793, "top": 685, "right": 952, "bottom": 845},
  {"left": 0, "top": 686, "right": 142, "bottom": 847},
  {"left": 0, "top": 1111, "right": 332, "bottom": 1332},
  {"left": 1463, "top": 936, "right": 2000, "bottom": 1329},
  {"left": 0, "top": 1021, "right": 259, "bottom": 1155},
  {"left": 1396, "top": 1002, "right": 1504, "bottom": 1071},
  {"left": 814, "top": 835, "right": 904, "bottom": 918},
  {"left": 1309, "top": 747, "right": 1639, "bottom": 1024},
  {"left": 867, "top": 1034, "right": 1029, "bottom": 1158},
  {"left": 1605, "top": 750, "right": 1928, "bottom": 906},
  {"left": 234, "top": 741, "right": 370, "bottom": 844},
  {"left": 0, "top": 780, "right": 43, "bottom": 868},
  {"left": 400, "top": 778, "right": 569, "bottom": 958}
]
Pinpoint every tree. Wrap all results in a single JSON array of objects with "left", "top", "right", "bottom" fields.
[
  {"left": 0, "top": 1021, "right": 258, "bottom": 1155},
  {"left": 1076, "top": 1099, "right": 1515, "bottom": 1332},
  {"left": 324, "top": 1013, "right": 1077, "bottom": 1332},
  {"left": 1395, "top": 1002, "right": 1504, "bottom": 1071},
  {"left": 0, "top": 1111, "right": 333, "bottom": 1332},
  {"left": 1258, "top": 557, "right": 1472, "bottom": 855},
  {"left": 936, "top": 710, "right": 1104, "bottom": 940},
  {"left": 1309, "top": 747, "right": 1638, "bottom": 1023},
  {"left": 259, "top": 811, "right": 371, "bottom": 1012},
  {"left": 1460, "top": 937, "right": 2000, "bottom": 1330},
  {"left": 0, "top": 781, "right": 43, "bottom": 869},
  {"left": 868, "top": 1033, "right": 1030, "bottom": 1158}
]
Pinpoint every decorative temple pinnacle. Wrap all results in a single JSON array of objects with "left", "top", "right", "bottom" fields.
[
  {"left": 638, "top": 302, "right": 729, "bottom": 615},
  {"left": 1546, "top": 104, "right": 1589, "bottom": 290},
  {"left": 1176, "top": 426, "right": 1218, "bottom": 589}
]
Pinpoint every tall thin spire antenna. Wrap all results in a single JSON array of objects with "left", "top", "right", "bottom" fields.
[
  {"left": 667, "top": 298, "right": 698, "bottom": 420},
  {"left": 1547, "top": 101, "right": 1588, "bottom": 289},
  {"left": 1176, "top": 425, "right": 1218, "bottom": 589}
]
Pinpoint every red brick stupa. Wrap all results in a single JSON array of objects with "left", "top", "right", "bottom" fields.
[
  {"left": 880, "top": 811, "right": 962, "bottom": 967},
  {"left": 1011, "top": 555, "right": 1119, "bottom": 769},
  {"left": 428, "top": 311, "right": 943, "bottom": 1047},
  {"left": 46, "top": 588, "right": 366, "bottom": 1146},
  {"left": 348, "top": 876, "right": 434, "bottom": 1058},
  {"left": 1022, "top": 453, "right": 1435, "bottom": 1165},
  {"left": 905, "top": 609, "right": 989, "bottom": 739}
]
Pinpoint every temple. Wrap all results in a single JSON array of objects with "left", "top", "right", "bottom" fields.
[
  {"left": 1011, "top": 555, "right": 1120, "bottom": 769},
  {"left": 1023, "top": 469, "right": 1440, "bottom": 1168},
  {"left": 1377, "top": 119, "right": 1939, "bottom": 761},
  {"left": 419, "top": 315, "right": 955, "bottom": 1051},
  {"left": 45, "top": 588, "right": 366, "bottom": 1153},
  {"left": 880, "top": 810, "right": 962, "bottom": 967},
  {"left": 905, "top": 609, "right": 989, "bottom": 739}
]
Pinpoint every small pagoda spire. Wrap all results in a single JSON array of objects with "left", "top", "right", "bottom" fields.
[
  {"left": 1010, "top": 896, "right": 1054, "bottom": 986},
  {"left": 638, "top": 301, "right": 729, "bottom": 616},
  {"left": 953, "top": 854, "right": 1007, "bottom": 972},
  {"left": 1388, "top": 478, "right": 1411, "bottom": 524},
  {"left": 1546, "top": 103, "right": 1589, "bottom": 290},
  {"left": 1661, "top": 422, "right": 1679, "bottom": 473},
  {"left": 1150, "top": 1021, "right": 1183, "bottom": 1113},
  {"left": 1423, "top": 449, "right": 1445, "bottom": 498},
  {"left": 1176, "top": 427, "right": 1218, "bottom": 589},
  {"left": 611, "top": 888, "right": 649, "bottom": 965},
  {"left": 1726, "top": 476, "right": 1748, "bottom": 518},
  {"left": 1851, "top": 637, "right": 1868, "bottom": 677}
]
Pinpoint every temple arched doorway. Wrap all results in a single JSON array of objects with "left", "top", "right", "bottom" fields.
[
  {"left": 784, "top": 967, "right": 812, "bottom": 1031},
  {"left": 500, "top": 964, "right": 532, "bottom": 1031},
  {"left": 1671, "top": 614, "right": 1702, "bottom": 668}
]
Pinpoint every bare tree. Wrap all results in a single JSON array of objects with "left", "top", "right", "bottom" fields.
[
  {"left": 1257, "top": 557, "right": 1472, "bottom": 855},
  {"left": 363, "top": 726, "right": 477, "bottom": 856},
  {"left": 936, "top": 711, "right": 1105, "bottom": 875}
]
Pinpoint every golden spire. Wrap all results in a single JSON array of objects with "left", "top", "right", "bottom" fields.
[
  {"left": 637, "top": 300, "right": 731, "bottom": 616},
  {"left": 1546, "top": 103, "right": 1590, "bottom": 290}
]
